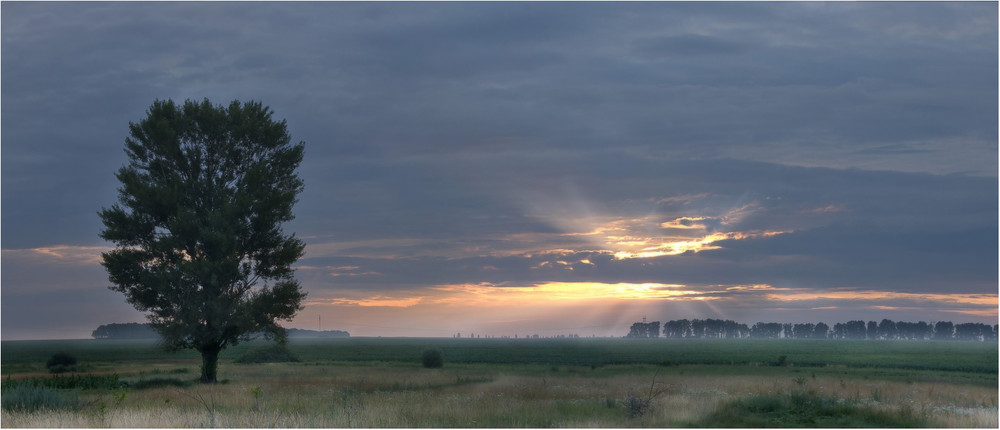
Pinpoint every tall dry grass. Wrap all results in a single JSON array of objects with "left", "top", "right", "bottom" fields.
[{"left": 2, "top": 363, "right": 996, "bottom": 427}]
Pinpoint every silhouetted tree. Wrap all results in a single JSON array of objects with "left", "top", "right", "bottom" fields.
[
  {"left": 933, "top": 321, "right": 954, "bottom": 340},
  {"left": 867, "top": 321, "right": 878, "bottom": 340},
  {"left": 877, "top": 319, "right": 897, "bottom": 340},
  {"left": 690, "top": 319, "right": 707, "bottom": 338},
  {"left": 750, "top": 322, "right": 783, "bottom": 338},
  {"left": 844, "top": 320, "right": 866, "bottom": 339},
  {"left": 794, "top": 323, "right": 815, "bottom": 339},
  {"left": 626, "top": 321, "right": 660, "bottom": 338},
  {"left": 648, "top": 321, "right": 660, "bottom": 338},
  {"left": 663, "top": 319, "right": 692, "bottom": 338},
  {"left": 813, "top": 322, "right": 830, "bottom": 339},
  {"left": 100, "top": 99, "right": 307, "bottom": 383},
  {"left": 894, "top": 321, "right": 933, "bottom": 340},
  {"left": 954, "top": 323, "right": 991, "bottom": 341}
]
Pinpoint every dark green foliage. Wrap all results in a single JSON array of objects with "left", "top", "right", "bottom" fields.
[
  {"left": 46, "top": 352, "right": 78, "bottom": 374},
  {"left": 99, "top": 98, "right": 307, "bottom": 383},
  {"left": 3, "top": 374, "right": 121, "bottom": 391},
  {"left": 626, "top": 321, "right": 660, "bottom": 338},
  {"left": 235, "top": 345, "right": 301, "bottom": 363},
  {"left": 421, "top": 348, "right": 444, "bottom": 368},
  {"left": 694, "top": 391, "right": 931, "bottom": 427}
]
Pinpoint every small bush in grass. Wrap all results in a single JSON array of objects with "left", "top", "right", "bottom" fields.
[
  {"left": 421, "top": 348, "right": 444, "bottom": 368},
  {"left": 773, "top": 355, "right": 788, "bottom": 367},
  {"left": 46, "top": 352, "right": 78, "bottom": 374},
  {"left": 622, "top": 394, "right": 651, "bottom": 418}
]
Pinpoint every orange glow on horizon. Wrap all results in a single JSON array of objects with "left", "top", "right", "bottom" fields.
[{"left": 303, "top": 282, "right": 997, "bottom": 322}]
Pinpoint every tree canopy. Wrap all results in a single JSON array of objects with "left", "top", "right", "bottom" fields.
[{"left": 99, "top": 98, "right": 306, "bottom": 382}]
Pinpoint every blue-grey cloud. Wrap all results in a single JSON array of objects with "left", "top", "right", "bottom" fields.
[{"left": 2, "top": 2, "right": 996, "bottom": 338}]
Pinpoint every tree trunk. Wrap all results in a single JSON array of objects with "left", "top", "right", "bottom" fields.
[{"left": 199, "top": 346, "right": 221, "bottom": 383}]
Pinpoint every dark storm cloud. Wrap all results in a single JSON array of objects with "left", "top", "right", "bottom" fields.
[{"left": 2, "top": 2, "right": 996, "bottom": 338}]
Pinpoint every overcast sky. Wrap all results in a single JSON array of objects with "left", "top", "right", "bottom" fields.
[{"left": 2, "top": 2, "right": 997, "bottom": 340}]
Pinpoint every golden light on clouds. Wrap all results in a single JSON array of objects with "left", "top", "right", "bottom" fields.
[
  {"left": 484, "top": 282, "right": 701, "bottom": 302},
  {"left": 319, "top": 296, "right": 426, "bottom": 308},
  {"left": 611, "top": 230, "right": 788, "bottom": 259},
  {"left": 305, "top": 282, "right": 997, "bottom": 321},
  {"left": 530, "top": 200, "right": 788, "bottom": 261},
  {"left": 660, "top": 216, "right": 717, "bottom": 229},
  {"left": 306, "top": 282, "right": 710, "bottom": 310}
]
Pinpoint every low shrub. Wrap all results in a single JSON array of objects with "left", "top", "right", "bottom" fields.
[
  {"left": 46, "top": 352, "right": 78, "bottom": 374},
  {"left": 421, "top": 348, "right": 444, "bottom": 368},
  {"left": 235, "top": 345, "right": 300, "bottom": 364},
  {"left": 622, "top": 394, "right": 650, "bottom": 418},
  {"left": 773, "top": 354, "right": 788, "bottom": 367}
]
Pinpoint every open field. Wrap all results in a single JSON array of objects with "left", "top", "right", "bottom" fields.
[{"left": 2, "top": 337, "right": 997, "bottom": 427}]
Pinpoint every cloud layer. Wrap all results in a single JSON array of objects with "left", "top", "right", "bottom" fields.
[{"left": 2, "top": 2, "right": 996, "bottom": 339}]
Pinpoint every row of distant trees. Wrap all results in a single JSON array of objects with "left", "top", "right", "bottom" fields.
[
  {"left": 92, "top": 323, "right": 349, "bottom": 340},
  {"left": 91, "top": 322, "right": 158, "bottom": 339},
  {"left": 627, "top": 319, "right": 998, "bottom": 341}
]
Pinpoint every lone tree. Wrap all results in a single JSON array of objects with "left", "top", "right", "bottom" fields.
[{"left": 99, "top": 99, "right": 306, "bottom": 383}]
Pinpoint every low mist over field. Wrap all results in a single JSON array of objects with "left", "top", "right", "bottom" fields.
[{"left": 2, "top": 2, "right": 997, "bottom": 340}]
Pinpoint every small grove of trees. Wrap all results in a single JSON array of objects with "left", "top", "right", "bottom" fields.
[
  {"left": 662, "top": 319, "right": 750, "bottom": 338},
  {"left": 92, "top": 322, "right": 159, "bottom": 339},
  {"left": 954, "top": 322, "right": 994, "bottom": 341},
  {"left": 633, "top": 318, "right": 998, "bottom": 341},
  {"left": 627, "top": 321, "right": 661, "bottom": 338}
]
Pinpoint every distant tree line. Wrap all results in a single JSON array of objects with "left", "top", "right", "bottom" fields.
[
  {"left": 92, "top": 322, "right": 158, "bottom": 339},
  {"left": 92, "top": 323, "right": 348, "bottom": 340},
  {"left": 626, "top": 318, "right": 998, "bottom": 341}
]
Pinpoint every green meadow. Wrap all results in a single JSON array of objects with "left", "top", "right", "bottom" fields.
[{"left": 2, "top": 337, "right": 996, "bottom": 427}]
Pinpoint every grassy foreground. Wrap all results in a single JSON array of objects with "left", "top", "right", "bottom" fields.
[{"left": 1, "top": 337, "right": 997, "bottom": 427}]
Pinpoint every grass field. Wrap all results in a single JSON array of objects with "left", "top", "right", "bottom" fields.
[{"left": 2, "top": 337, "right": 997, "bottom": 427}]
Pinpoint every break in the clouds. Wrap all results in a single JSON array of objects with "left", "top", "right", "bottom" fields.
[{"left": 2, "top": 2, "right": 996, "bottom": 339}]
